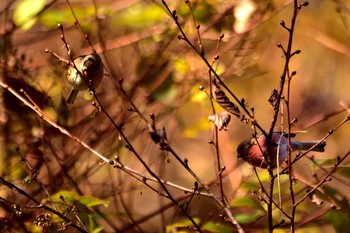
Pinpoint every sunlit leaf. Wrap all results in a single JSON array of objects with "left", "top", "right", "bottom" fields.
[
  {"left": 52, "top": 190, "right": 77, "bottom": 203},
  {"left": 202, "top": 221, "right": 232, "bottom": 233},
  {"left": 255, "top": 169, "right": 270, "bottom": 182},
  {"left": 51, "top": 191, "right": 109, "bottom": 209},
  {"left": 190, "top": 90, "right": 207, "bottom": 103},
  {"left": 43, "top": 107, "right": 57, "bottom": 122},
  {"left": 13, "top": 0, "right": 47, "bottom": 30},
  {"left": 79, "top": 196, "right": 109, "bottom": 208},
  {"left": 182, "top": 117, "right": 211, "bottom": 138},
  {"left": 230, "top": 196, "right": 265, "bottom": 212},
  {"left": 212, "top": 63, "right": 226, "bottom": 76},
  {"left": 39, "top": 8, "right": 74, "bottom": 28},
  {"left": 239, "top": 181, "right": 260, "bottom": 191},
  {"left": 88, "top": 216, "right": 104, "bottom": 233},
  {"left": 117, "top": 3, "right": 166, "bottom": 29},
  {"left": 235, "top": 210, "right": 263, "bottom": 224},
  {"left": 40, "top": 7, "right": 97, "bottom": 32},
  {"left": 174, "top": 58, "right": 189, "bottom": 73},
  {"left": 177, "top": 0, "right": 215, "bottom": 24},
  {"left": 90, "top": 226, "right": 104, "bottom": 233}
]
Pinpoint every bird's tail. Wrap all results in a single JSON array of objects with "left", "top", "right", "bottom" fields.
[
  {"left": 67, "top": 89, "right": 79, "bottom": 104},
  {"left": 299, "top": 140, "right": 326, "bottom": 152}
]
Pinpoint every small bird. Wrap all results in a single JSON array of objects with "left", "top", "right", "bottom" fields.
[
  {"left": 66, "top": 53, "right": 104, "bottom": 104},
  {"left": 237, "top": 132, "right": 326, "bottom": 168}
]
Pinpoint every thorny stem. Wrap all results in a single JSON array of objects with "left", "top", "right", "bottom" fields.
[{"left": 266, "top": 1, "right": 306, "bottom": 232}]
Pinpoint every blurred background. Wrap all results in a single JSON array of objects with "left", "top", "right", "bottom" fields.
[{"left": 1, "top": 0, "right": 350, "bottom": 232}]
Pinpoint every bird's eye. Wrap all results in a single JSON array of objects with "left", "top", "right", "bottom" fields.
[{"left": 84, "top": 58, "right": 95, "bottom": 68}]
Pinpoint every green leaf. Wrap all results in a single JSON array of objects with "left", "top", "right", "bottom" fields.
[
  {"left": 202, "top": 221, "right": 233, "bottom": 233},
  {"left": 322, "top": 185, "right": 350, "bottom": 215},
  {"left": 52, "top": 190, "right": 77, "bottom": 204},
  {"left": 324, "top": 209, "right": 350, "bottom": 233},
  {"left": 117, "top": 3, "right": 166, "bottom": 29},
  {"left": 338, "top": 167, "right": 350, "bottom": 178},
  {"left": 79, "top": 196, "right": 109, "bottom": 208},
  {"left": 13, "top": 0, "right": 47, "bottom": 30},
  {"left": 90, "top": 226, "right": 104, "bottom": 233},
  {"left": 312, "top": 158, "right": 338, "bottom": 166},
  {"left": 239, "top": 182, "right": 260, "bottom": 191},
  {"left": 166, "top": 218, "right": 200, "bottom": 233},
  {"left": 231, "top": 196, "right": 266, "bottom": 212},
  {"left": 39, "top": 8, "right": 75, "bottom": 28},
  {"left": 177, "top": 1, "right": 215, "bottom": 24},
  {"left": 49, "top": 191, "right": 108, "bottom": 232},
  {"left": 235, "top": 211, "right": 264, "bottom": 224},
  {"left": 40, "top": 6, "right": 100, "bottom": 31},
  {"left": 51, "top": 190, "right": 109, "bottom": 209}
]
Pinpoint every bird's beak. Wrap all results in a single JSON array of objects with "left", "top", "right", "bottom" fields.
[{"left": 82, "top": 67, "right": 88, "bottom": 77}]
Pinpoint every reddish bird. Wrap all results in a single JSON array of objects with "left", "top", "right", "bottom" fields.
[{"left": 237, "top": 132, "right": 326, "bottom": 168}]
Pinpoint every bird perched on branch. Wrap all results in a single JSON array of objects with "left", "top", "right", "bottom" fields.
[
  {"left": 66, "top": 53, "right": 104, "bottom": 104},
  {"left": 237, "top": 132, "right": 326, "bottom": 169}
]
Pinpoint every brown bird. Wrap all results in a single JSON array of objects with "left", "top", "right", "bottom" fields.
[{"left": 66, "top": 53, "right": 104, "bottom": 104}]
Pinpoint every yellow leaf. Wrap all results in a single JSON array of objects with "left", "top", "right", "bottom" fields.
[{"left": 13, "top": 0, "right": 46, "bottom": 30}]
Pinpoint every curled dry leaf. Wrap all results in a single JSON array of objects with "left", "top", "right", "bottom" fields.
[
  {"left": 212, "top": 80, "right": 240, "bottom": 117},
  {"left": 308, "top": 192, "right": 323, "bottom": 206},
  {"left": 148, "top": 123, "right": 160, "bottom": 143},
  {"left": 148, "top": 123, "right": 169, "bottom": 150},
  {"left": 268, "top": 89, "right": 279, "bottom": 110},
  {"left": 208, "top": 112, "right": 231, "bottom": 131}
]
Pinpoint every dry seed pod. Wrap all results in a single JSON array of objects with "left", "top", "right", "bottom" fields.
[
  {"left": 268, "top": 89, "right": 279, "bottom": 110},
  {"left": 212, "top": 81, "right": 240, "bottom": 117},
  {"left": 208, "top": 112, "right": 231, "bottom": 131}
]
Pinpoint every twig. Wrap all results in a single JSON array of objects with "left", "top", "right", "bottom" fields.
[{"left": 161, "top": 0, "right": 266, "bottom": 138}]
